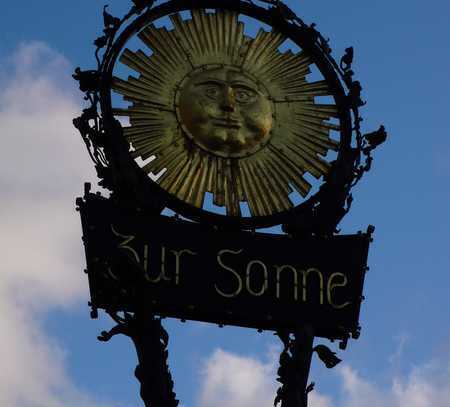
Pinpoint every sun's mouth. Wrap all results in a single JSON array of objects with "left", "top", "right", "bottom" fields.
[{"left": 212, "top": 118, "right": 242, "bottom": 129}]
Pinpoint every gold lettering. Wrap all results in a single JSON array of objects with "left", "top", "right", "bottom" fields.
[
  {"left": 143, "top": 244, "right": 149, "bottom": 273},
  {"left": 161, "top": 246, "right": 167, "bottom": 280},
  {"left": 275, "top": 265, "right": 298, "bottom": 300},
  {"left": 171, "top": 249, "right": 197, "bottom": 285},
  {"left": 111, "top": 225, "right": 140, "bottom": 263},
  {"left": 146, "top": 246, "right": 171, "bottom": 283},
  {"left": 246, "top": 260, "right": 268, "bottom": 296},
  {"left": 106, "top": 266, "right": 119, "bottom": 281},
  {"left": 300, "top": 268, "right": 324, "bottom": 304},
  {"left": 215, "top": 249, "right": 243, "bottom": 298},
  {"left": 327, "top": 273, "right": 351, "bottom": 309}
]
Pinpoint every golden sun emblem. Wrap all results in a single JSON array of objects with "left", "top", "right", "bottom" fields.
[
  {"left": 177, "top": 66, "right": 273, "bottom": 158},
  {"left": 112, "top": 9, "right": 339, "bottom": 217}
]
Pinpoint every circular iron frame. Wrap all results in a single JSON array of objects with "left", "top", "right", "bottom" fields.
[{"left": 98, "top": 0, "right": 355, "bottom": 230}]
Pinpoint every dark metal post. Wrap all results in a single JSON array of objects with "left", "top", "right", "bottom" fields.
[
  {"left": 292, "top": 327, "right": 315, "bottom": 407},
  {"left": 276, "top": 326, "right": 315, "bottom": 407},
  {"left": 130, "top": 312, "right": 178, "bottom": 407},
  {"left": 98, "top": 311, "right": 178, "bottom": 407}
]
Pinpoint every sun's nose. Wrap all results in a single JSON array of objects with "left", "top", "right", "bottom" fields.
[{"left": 220, "top": 86, "right": 236, "bottom": 112}]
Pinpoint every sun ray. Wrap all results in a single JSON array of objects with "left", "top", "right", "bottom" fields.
[
  {"left": 286, "top": 132, "right": 329, "bottom": 157},
  {"left": 266, "top": 145, "right": 312, "bottom": 196},
  {"left": 141, "top": 143, "right": 179, "bottom": 174},
  {"left": 298, "top": 103, "right": 339, "bottom": 118},
  {"left": 284, "top": 138, "right": 331, "bottom": 178},
  {"left": 290, "top": 132, "right": 336, "bottom": 156},
  {"left": 261, "top": 153, "right": 299, "bottom": 198},
  {"left": 254, "top": 158, "right": 293, "bottom": 212},
  {"left": 119, "top": 49, "right": 171, "bottom": 93},
  {"left": 213, "top": 157, "right": 226, "bottom": 207},
  {"left": 159, "top": 154, "right": 190, "bottom": 191},
  {"left": 123, "top": 126, "right": 164, "bottom": 139},
  {"left": 238, "top": 160, "right": 266, "bottom": 216},
  {"left": 249, "top": 158, "right": 288, "bottom": 213},
  {"left": 205, "top": 155, "right": 216, "bottom": 193},
  {"left": 177, "top": 152, "right": 203, "bottom": 204},
  {"left": 241, "top": 29, "right": 286, "bottom": 72},
  {"left": 129, "top": 138, "right": 164, "bottom": 159},
  {"left": 188, "top": 154, "right": 210, "bottom": 208},
  {"left": 262, "top": 51, "right": 311, "bottom": 81},
  {"left": 249, "top": 160, "right": 277, "bottom": 214},
  {"left": 223, "top": 159, "right": 241, "bottom": 216},
  {"left": 160, "top": 152, "right": 197, "bottom": 199}
]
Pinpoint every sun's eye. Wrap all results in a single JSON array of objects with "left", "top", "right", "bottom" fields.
[
  {"left": 234, "top": 88, "right": 257, "bottom": 104},
  {"left": 204, "top": 86, "right": 220, "bottom": 100}
]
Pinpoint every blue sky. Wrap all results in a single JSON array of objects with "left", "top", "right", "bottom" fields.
[{"left": 1, "top": 1, "right": 449, "bottom": 406}]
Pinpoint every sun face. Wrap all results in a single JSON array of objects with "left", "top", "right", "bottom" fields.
[
  {"left": 112, "top": 9, "right": 340, "bottom": 218},
  {"left": 177, "top": 66, "right": 273, "bottom": 158}
]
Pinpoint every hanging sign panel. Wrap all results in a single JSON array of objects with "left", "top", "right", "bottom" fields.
[{"left": 79, "top": 194, "right": 371, "bottom": 340}]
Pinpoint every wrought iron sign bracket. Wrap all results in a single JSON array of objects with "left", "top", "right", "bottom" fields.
[{"left": 74, "top": 1, "right": 386, "bottom": 406}]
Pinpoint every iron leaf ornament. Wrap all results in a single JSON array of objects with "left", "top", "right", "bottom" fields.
[{"left": 313, "top": 345, "right": 342, "bottom": 369}]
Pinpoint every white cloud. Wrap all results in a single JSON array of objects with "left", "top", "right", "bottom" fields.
[
  {"left": 198, "top": 347, "right": 331, "bottom": 407},
  {"left": 389, "top": 333, "right": 410, "bottom": 367},
  {"left": 337, "top": 359, "right": 450, "bottom": 407},
  {"left": 198, "top": 348, "right": 450, "bottom": 407},
  {"left": 198, "top": 348, "right": 277, "bottom": 407},
  {"left": 338, "top": 365, "right": 387, "bottom": 406},
  {"left": 0, "top": 42, "right": 106, "bottom": 406}
]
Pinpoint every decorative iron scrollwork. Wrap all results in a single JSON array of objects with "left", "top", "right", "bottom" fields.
[
  {"left": 275, "top": 329, "right": 342, "bottom": 406},
  {"left": 73, "top": 2, "right": 385, "bottom": 407}
]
